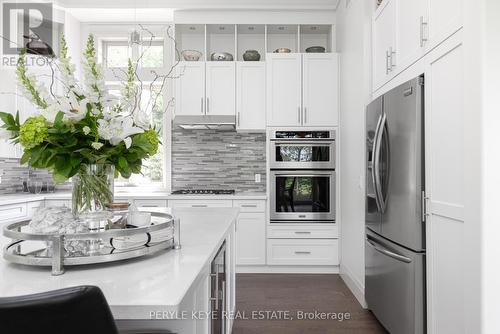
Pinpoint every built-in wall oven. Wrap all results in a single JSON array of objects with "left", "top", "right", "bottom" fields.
[{"left": 270, "top": 130, "right": 336, "bottom": 223}]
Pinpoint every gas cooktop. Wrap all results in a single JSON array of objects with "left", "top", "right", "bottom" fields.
[{"left": 171, "top": 189, "right": 236, "bottom": 195}]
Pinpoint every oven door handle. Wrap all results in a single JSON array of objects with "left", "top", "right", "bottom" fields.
[
  {"left": 271, "top": 140, "right": 333, "bottom": 145},
  {"left": 270, "top": 138, "right": 335, "bottom": 145},
  {"left": 273, "top": 174, "right": 333, "bottom": 177}
]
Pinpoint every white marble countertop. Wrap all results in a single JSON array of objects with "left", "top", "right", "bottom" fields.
[
  {"left": 0, "top": 191, "right": 267, "bottom": 205},
  {"left": 0, "top": 207, "right": 238, "bottom": 319}
]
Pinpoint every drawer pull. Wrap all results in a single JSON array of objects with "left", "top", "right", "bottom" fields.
[
  {"left": 241, "top": 204, "right": 257, "bottom": 208},
  {"left": 294, "top": 231, "right": 311, "bottom": 235},
  {"left": 294, "top": 251, "right": 311, "bottom": 255},
  {"left": 140, "top": 205, "right": 159, "bottom": 207},
  {"left": 192, "top": 204, "right": 208, "bottom": 208}
]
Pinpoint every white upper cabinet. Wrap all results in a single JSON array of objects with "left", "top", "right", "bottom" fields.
[
  {"left": 236, "top": 62, "right": 266, "bottom": 131},
  {"left": 205, "top": 62, "right": 236, "bottom": 116},
  {"left": 373, "top": 0, "right": 397, "bottom": 90},
  {"left": 428, "top": 0, "right": 463, "bottom": 50},
  {"left": 267, "top": 53, "right": 339, "bottom": 127},
  {"left": 266, "top": 53, "right": 302, "bottom": 127},
  {"left": 175, "top": 62, "right": 206, "bottom": 116},
  {"left": 302, "top": 53, "right": 339, "bottom": 127},
  {"left": 373, "top": 0, "right": 463, "bottom": 92},
  {"left": 397, "top": 0, "right": 429, "bottom": 70}
]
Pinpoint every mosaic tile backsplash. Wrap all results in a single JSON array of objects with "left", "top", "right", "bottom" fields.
[
  {"left": 0, "top": 158, "right": 69, "bottom": 194},
  {"left": 171, "top": 128, "right": 266, "bottom": 193}
]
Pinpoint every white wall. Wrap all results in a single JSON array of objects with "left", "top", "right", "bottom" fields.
[
  {"left": 479, "top": 0, "right": 500, "bottom": 332},
  {"left": 64, "top": 11, "right": 82, "bottom": 79},
  {"left": 335, "top": 0, "right": 373, "bottom": 306}
]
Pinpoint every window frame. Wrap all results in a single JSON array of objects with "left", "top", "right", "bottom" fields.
[{"left": 92, "top": 26, "right": 172, "bottom": 192}]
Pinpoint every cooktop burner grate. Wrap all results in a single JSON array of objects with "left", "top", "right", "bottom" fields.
[{"left": 171, "top": 189, "right": 236, "bottom": 195}]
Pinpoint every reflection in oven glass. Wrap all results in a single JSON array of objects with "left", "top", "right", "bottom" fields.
[
  {"left": 276, "top": 146, "right": 329, "bottom": 162},
  {"left": 275, "top": 176, "right": 330, "bottom": 213}
]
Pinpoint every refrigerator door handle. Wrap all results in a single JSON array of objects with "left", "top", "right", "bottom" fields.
[
  {"left": 366, "top": 238, "right": 412, "bottom": 264},
  {"left": 374, "top": 112, "right": 388, "bottom": 213},
  {"left": 371, "top": 114, "right": 384, "bottom": 212}
]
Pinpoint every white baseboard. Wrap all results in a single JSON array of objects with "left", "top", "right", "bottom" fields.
[
  {"left": 340, "top": 264, "right": 367, "bottom": 308},
  {"left": 236, "top": 265, "right": 339, "bottom": 274}
]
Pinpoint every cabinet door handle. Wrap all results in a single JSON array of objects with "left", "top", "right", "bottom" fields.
[
  {"left": 192, "top": 204, "right": 208, "bottom": 208},
  {"left": 294, "top": 231, "right": 312, "bottom": 235},
  {"left": 241, "top": 204, "right": 257, "bottom": 208},
  {"left": 389, "top": 47, "right": 396, "bottom": 70},
  {"left": 206, "top": 97, "right": 210, "bottom": 114},
  {"left": 298, "top": 107, "right": 301, "bottom": 124},
  {"left": 304, "top": 107, "right": 308, "bottom": 124},
  {"left": 386, "top": 50, "right": 391, "bottom": 74},
  {"left": 420, "top": 16, "right": 428, "bottom": 47},
  {"left": 200, "top": 97, "right": 204, "bottom": 114},
  {"left": 237, "top": 112, "right": 240, "bottom": 127},
  {"left": 295, "top": 251, "right": 311, "bottom": 255}
]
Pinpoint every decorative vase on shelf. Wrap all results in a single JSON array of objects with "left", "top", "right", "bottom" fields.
[{"left": 72, "top": 164, "right": 115, "bottom": 216}]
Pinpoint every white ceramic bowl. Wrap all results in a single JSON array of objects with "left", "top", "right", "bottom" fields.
[
  {"left": 181, "top": 50, "right": 202, "bottom": 61},
  {"left": 128, "top": 212, "right": 152, "bottom": 227}
]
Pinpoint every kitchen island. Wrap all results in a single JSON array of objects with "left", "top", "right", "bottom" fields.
[{"left": 0, "top": 207, "right": 238, "bottom": 333}]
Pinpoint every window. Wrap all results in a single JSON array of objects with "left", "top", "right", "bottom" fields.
[
  {"left": 140, "top": 42, "right": 164, "bottom": 68},
  {"left": 103, "top": 41, "right": 130, "bottom": 68},
  {"left": 102, "top": 36, "right": 167, "bottom": 189}
]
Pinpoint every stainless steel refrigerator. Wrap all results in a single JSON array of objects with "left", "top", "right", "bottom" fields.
[{"left": 365, "top": 75, "right": 426, "bottom": 334}]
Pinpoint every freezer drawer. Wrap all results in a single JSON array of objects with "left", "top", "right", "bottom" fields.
[{"left": 365, "top": 230, "right": 425, "bottom": 334}]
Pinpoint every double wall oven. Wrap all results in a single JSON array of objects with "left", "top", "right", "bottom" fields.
[{"left": 270, "top": 131, "right": 336, "bottom": 223}]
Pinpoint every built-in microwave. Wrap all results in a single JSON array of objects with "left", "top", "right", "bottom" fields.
[
  {"left": 270, "top": 170, "right": 336, "bottom": 223},
  {"left": 270, "top": 130, "right": 336, "bottom": 170}
]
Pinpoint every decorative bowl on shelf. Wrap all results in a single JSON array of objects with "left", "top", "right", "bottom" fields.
[
  {"left": 181, "top": 50, "right": 202, "bottom": 61},
  {"left": 242, "top": 50, "right": 261, "bottom": 61},
  {"left": 274, "top": 48, "right": 291, "bottom": 53},
  {"left": 210, "top": 52, "right": 234, "bottom": 61},
  {"left": 305, "top": 46, "right": 326, "bottom": 53}
]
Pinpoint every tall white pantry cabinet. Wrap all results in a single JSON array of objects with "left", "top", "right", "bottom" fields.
[{"left": 372, "top": 0, "right": 464, "bottom": 332}]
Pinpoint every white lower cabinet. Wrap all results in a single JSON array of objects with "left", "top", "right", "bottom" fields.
[
  {"left": 0, "top": 203, "right": 27, "bottom": 223},
  {"left": 268, "top": 225, "right": 338, "bottom": 239},
  {"left": 235, "top": 213, "right": 266, "bottom": 265},
  {"left": 267, "top": 239, "right": 339, "bottom": 266},
  {"left": 169, "top": 200, "right": 233, "bottom": 209}
]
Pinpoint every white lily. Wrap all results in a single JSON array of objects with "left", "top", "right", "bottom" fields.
[
  {"left": 97, "top": 116, "right": 143, "bottom": 149},
  {"left": 59, "top": 93, "right": 89, "bottom": 122},
  {"left": 133, "top": 109, "right": 151, "bottom": 130},
  {"left": 91, "top": 142, "right": 103, "bottom": 150}
]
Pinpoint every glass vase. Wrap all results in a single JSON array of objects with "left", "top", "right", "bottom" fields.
[{"left": 72, "top": 164, "right": 114, "bottom": 216}]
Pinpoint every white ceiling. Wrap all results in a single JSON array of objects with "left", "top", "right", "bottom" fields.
[
  {"left": 58, "top": 0, "right": 340, "bottom": 10},
  {"left": 66, "top": 8, "right": 175, "bottom": 22}
]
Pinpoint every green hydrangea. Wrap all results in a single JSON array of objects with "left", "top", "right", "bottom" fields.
[
  {"left": 19, "top": 116, "right": 48, "bottom": 149},
  {"left": 144, "top": 129, "right": 159, "bottom": 155}
]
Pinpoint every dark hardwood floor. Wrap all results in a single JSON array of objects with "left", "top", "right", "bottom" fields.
[{"left": 232, "top": 274, "right": 388, "bottom": 334}]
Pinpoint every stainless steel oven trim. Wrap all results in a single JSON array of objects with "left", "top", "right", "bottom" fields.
[
  {"left": 270, "top": 170, "right": 336, "bottom": 222},
  {"left": 270, "top": 141, "right": 336, "bottom": 170}
]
